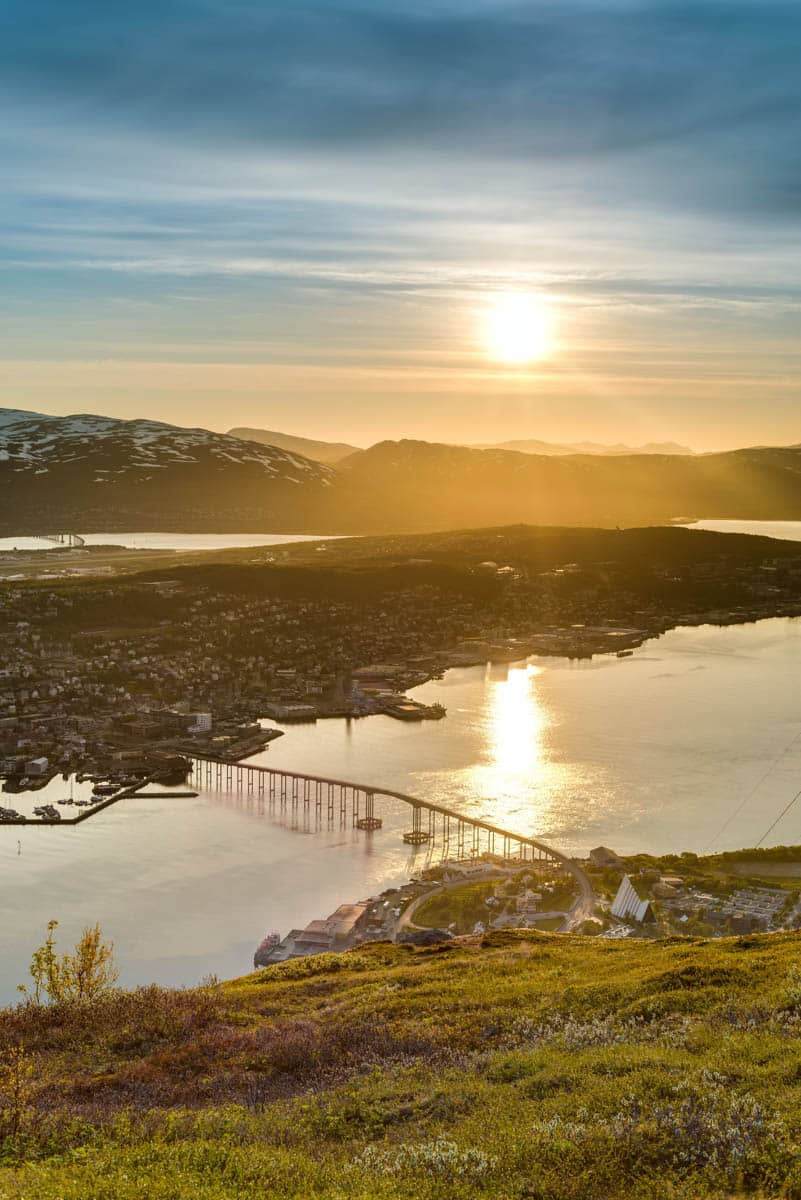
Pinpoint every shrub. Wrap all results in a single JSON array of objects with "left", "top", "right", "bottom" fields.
[
  {"left": 784, "top": 964, "right": 801, "bottom": 1010},
  {"left": 18, "top": 921, "right": 118, "bottom": 1006},
  {"left": 531, "top": 1069, "right": 789, "bottom": 1187},
  {"left": 352, "top": 1137, "right": 497, "bottom": 1181}
]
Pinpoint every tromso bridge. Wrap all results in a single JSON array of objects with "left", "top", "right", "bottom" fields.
[
  {"left": 35, "top": 533, "right": 86, "bottom": 547},
  {"left": 191, "top": 755, "right": 584, "bottom": 881}
]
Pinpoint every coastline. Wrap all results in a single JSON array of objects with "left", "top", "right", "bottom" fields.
[{"left": 259, "top": 599, "right": 801, "bottom": 746}]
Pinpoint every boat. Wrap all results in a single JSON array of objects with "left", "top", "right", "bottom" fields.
[
  {"left": 58, "top": 779, "right": 76, "bottom": 805},
  {"left": 254, "top": 931, "right": 282, "bottom": 967},
  {"left": 34, "top": 804, "right": 60, "bottom": 820}
]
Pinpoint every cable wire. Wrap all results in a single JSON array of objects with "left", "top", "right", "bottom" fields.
[
  {"left": 756, "top": 785, "right": 801, "bottom": 848},
  {"left": 704, "top": 728, "right": 801, "bottom": 851}
]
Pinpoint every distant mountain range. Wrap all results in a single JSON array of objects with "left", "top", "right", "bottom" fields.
[
  {"left": 4, "top": 409, "right": 801, "bottom": 535},
  {"left": 334, "top": 439, "right": 801, "bottom": 531},
  {"left": 471, "top": 438, "right": 694, "bottom": 456},
  {"left": 227, "top": 427, "right": 360, "bottom": 464},
  {"left": 227, "top": 425, "right": 692, "bottom": 464}
]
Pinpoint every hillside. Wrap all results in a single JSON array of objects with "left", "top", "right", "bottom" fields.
[
  {"left": 6, "top": 411, "right": 801, "bottom": 535},
  {"left": 3, "top": 931, "right": 801, "bottom": 1198},
  {"left": 0, "top": 411, "right": 334, "bottom": 534},
  {"left": 273, "top": 521, "right": 801, "bottom": 570},
  {"left": 334, "top": 440, "right": 801, "bottom": 531},
  {"left": 227, "top": 426, "right": 360, "bottom": 464}
]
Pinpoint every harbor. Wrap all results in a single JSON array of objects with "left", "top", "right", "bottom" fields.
[{"left": 0, "top": 763, "right": 198, "bottom": 824}]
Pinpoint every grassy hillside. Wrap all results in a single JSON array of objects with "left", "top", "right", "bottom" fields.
[{"left": 4, "top": 931, "right": 801, "bottom": 1198}]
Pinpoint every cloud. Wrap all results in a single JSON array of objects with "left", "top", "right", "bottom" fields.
[
  {"left": 1, "top": 0, "right": 800, "bottom": 450},
  {"left": 1, "top": 2, "right": 800, "bottom": 212}
]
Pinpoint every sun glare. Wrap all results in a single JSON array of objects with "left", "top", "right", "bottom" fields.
[{"left": 483, "top": 292, "right": 554, "bottom": 365}]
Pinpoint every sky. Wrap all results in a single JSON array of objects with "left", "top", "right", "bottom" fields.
[{"left": 1, "top": 0, "right": 800, "bottom": 450}]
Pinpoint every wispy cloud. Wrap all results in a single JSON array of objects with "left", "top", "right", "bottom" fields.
[{"left": 0, "top": 1, "right": 799, "bottom": 444}]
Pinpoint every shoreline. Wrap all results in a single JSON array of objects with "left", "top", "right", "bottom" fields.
[{"left": 257, "top": 600, "right": 801, "bottom": 746}]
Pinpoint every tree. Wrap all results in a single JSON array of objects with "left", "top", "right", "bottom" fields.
[
  {"left": 64, "top": 923, "right": 119, "bottom": 1001},
  {"left": 19, "top": 921, "right": 118, "bottom": 1005}
]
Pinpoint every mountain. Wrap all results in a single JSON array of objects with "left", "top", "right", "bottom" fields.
[
  {"left": 0, "top": 407, "right": 42, "bottom": 428},
  {"left": 331, "top": 439, "right": 801, "bottom": 531},
  {"left": 0, "top": 410, "right": 334, "bottom": 534},
  {"left": 227, "top": 426, "right": 360, "bottom": 464},
  {"left": 228, "top": 428, "right": 693, "bottom": 462},
  {"left": 6, "top": 410, "right": 801, "bottom": 535},
  {"left": 474, "top": 437, "right": 694, "bottom": 456}
]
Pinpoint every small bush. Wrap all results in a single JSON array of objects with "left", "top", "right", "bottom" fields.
[{"left": 352, "top": 1137, "right": 497, "bottom": 1181}]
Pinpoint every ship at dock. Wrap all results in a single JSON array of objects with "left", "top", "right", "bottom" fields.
[
  {"left": 253, "top": 931, "right": 281, "bottom": 968},
  {"left": 374, "top": 696, "right": 447, "bottom": 722}
]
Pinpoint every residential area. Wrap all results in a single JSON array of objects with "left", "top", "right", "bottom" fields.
[{"left": 3, "top": 532, "right": 801, "bottom": 792}]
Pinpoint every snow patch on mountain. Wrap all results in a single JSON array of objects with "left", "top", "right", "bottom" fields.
[{"left": 0, "top": 410, "right": 335, "bottom": 487}]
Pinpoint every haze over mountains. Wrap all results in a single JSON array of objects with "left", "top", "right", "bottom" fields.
[
  {"left": 227, "top": 425, "right": 694, "bottom": 464},
  {"left": 227, "top": 427, "right": 360, "bottom": 465},
  {"left": 475, "top": 438, "right": 694, "bottom": 457},
  {"left": 4, "top": 408, "right": 801, "bottom": 535}
]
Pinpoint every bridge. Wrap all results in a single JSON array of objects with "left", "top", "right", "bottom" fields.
[
  {"left": 190, "top": 757, "right": 595, "bottom": 921},
  {"left": 35, "top": 533, "right": 86, "bottom": 548}
]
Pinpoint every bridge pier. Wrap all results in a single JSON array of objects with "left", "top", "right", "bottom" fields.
[
  {"left": 403, "top": 804, "right": 431, "bottom": 845},
  {"left": 356, "top": 789, "right": 382, "bottom": 831}
]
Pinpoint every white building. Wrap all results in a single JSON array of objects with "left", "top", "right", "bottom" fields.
[
  {"left": 611, "top": 875, "right": 655, "bottom": 924},
  {"left": 188, "top": 712, "right": 212, "bottom": 733}
]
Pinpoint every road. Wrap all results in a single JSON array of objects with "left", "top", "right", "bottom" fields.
[
  {"left": 563, "top": 861, "right": 598, "bottom": 931},
  {"left": 395, "top": 860, "right": 597, "bottom": 937}
]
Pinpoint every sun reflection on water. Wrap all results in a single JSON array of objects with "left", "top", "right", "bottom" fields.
[
  {"left": 469, "top": 660, "right": 557, "bottom": 831},
  {"left": 490, "top": 662, "right": 545, "bottom": 777}
]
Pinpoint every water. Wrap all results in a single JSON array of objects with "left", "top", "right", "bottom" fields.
[
  {"left": 0, "top": 532, "right": 340, "bottom": 552},
  {"left": 684, "top": 519, "right": 801, "bottom": 541},
  {"left": 3, "top": 521, "right": 799, "bottom": 553},
  {"left": 2, "top": 617, "right": 801, "bottom": 1003},
  {"left": 256, "top": 619, "right": 801, "bottom": 858}
]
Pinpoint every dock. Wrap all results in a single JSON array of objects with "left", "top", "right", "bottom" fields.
[{"left": 0, "top": 774, "right": 194, "bottom": 824}]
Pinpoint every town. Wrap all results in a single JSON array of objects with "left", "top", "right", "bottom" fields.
[
  {"left": 4, "top": 526, "right": 801, "bottom": 796},
  {"left": 252, "top": 841, "right": 801, "bottom": 970}
]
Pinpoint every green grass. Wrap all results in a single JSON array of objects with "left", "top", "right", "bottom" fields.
[
  {"left": 530, "top": 916, "right": 565, "bottom": 931},
  {"left": 413, "top": 881, "right": 497, "bottom": 932},
  {"left": 4, "top": 932, "right": 801, "bottom": 1197}
]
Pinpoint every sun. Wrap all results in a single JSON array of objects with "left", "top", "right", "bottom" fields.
[{"left": 483, "top": 292, "right": 554, "bottom": 365}]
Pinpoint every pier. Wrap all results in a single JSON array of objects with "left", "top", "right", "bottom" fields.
[{"left": 0, "top": 776, "right": 162, "bottom": 826}]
